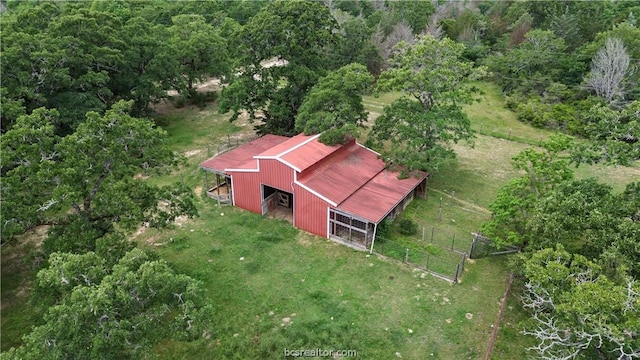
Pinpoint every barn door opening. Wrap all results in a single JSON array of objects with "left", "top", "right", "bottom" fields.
[{"left": 261, "top": 184, "right": 293, "bottom": 223}]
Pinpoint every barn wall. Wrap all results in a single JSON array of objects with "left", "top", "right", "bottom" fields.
[
  {"left": 229, "top": 172, "right": 262, "bottom": 214},
  {"left": 259, "top": 160, "right": 295, "bottom": 192},
  {"left": 294, "top": 185, "right": 330, "bottom": 237}
]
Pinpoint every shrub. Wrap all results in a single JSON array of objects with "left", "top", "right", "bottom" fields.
[{"left": 397, "top": 218, "right": 418, "bottom": 236}]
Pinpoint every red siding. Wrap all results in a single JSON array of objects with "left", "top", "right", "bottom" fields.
[
  {"left": 294, "top": 185, "right": 330, "bottom": 237},
  {"left": 258, "top": 160, "right": 294, "bottom": 192},
  {"left": 229, "top": 172, "right": 262, "bottom": 214}
]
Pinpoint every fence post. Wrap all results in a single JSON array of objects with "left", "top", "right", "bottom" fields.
[
  {"left": 422, "top": 227, "right": 425, "bottom": 241},
  {"left": 455, "top": 263, "right": 461, "bottom": 283},
  {"left": 227, "top": 135, "right": 230, "bottom": 147},
  {"left": 451, "top": 234, "right": 455, "bottom": 251},
  {"left": 469, "top": 234, "right": 476, "bottom": 258},
  {"left": 404, "top": 248, "right": 409, "bottom": 263},
  {"left": 450, "top": 191, "right": 455, "bottom": 206},
  {"left": 426, "top": 253, "right": 430, "bottom": 270},
  {"left": 431, "top": 227, "right": 435, "bottom": 242}
]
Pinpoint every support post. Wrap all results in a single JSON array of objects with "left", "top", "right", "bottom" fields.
[
  {"left": 431, "top": 227, "right": 435, "bottom": 242},
  {"left": 404, "top": 248, "right": 409, "bottom": 263},
  {"left": 369, "top": 223, "right": 378, "bottom": 254}
]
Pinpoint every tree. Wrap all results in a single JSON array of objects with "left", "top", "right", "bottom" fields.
[
  {"left": 572, "top": 100, "right": 640, "bottom": 166},
  {"left": 519, "top": 245, "right": 640, "bottom": 360},
  {"left": 582, "top": 21, "right": 640, "bottom": 102},
  {"left": 584, "top": 37, "right": 634, "bottom": 106},
  {"left": 218, "top": 0, "right": 339, "bottom": 136},
  {"left": 111, "top": 16, "right": 178, "bottom": 115},
  {"left": 5, "top": 249, "right": 209, "bottom": 360},
  {"left": 168, "top": 14, "right": 228, "bottom": 97},
  {"left": 367, "top": 34, "right": 483, "bottom": 175},
  {"left": 481, "top": 135, "right": 574, "bottom": 247},
  {"left": 1, "top": 100, "right": 197, "bottom": 244},
  {"left": 487, "top": 29, "right": 568, "bottom": 94},
  {"left": 332, "top": 17, "right": 382, "bottom": 74},
  {"left": 295, "top": 63, "right": 374, "bottom": 145}
]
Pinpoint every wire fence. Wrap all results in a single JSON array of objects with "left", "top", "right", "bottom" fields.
[
  {"left": 205, "top": 134, "right": 258, "bottom": 158},
  {"left": 469, "top": 233, "right": 520, "bottom": 259},
  {"left": 373, "top": 236, "right": 467, "bottom": 283}
]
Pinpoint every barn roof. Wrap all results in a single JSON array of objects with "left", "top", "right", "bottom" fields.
[
  {"left": 200, "top": 133, "right": 427, "bottom": 224},
  {"left": 255, "top": 133, "right": 342, "bottom": 172},
  {"left": 297, "top": 142, "right": 386, "bottom": 205},
  {"left": 337, "top": 170, "right": 427, "bottom": 223},
  {"left": 199, "top": 135, "right": 288, "bottom": 172}
]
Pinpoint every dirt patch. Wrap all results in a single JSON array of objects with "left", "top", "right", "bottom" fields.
[
  {"left": 296, "top": 231, "right": 313, "bottom": 246},
  {"left": 174, "top": 215, "right": 190, "bottom": 227},
  {"left": 185, "top": 149, "right": 203, "bottom": 157}
]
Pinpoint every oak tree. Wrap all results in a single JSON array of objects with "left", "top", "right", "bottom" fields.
[
  {"left": 368, "top": 34, "right": 483, "bottom": 175},
  {"left": 218, "top": 0, "right": 339, "bottom": 136},
  {"left": 295, "top": 63, "right": 374, "bottom": 145}
]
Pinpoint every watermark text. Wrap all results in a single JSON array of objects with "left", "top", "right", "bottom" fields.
[{"left": 284, "top": 348, "right": 357, "bottom": 358}]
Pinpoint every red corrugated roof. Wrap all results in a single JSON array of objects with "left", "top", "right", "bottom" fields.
[
  {"left": 255, "top": 133, "right": 342, "bottom": 172},
  {"left": 200, "top": 135, "right": 288, "bottom": 172},
  {"left": 297, "top": 142, "right": 385, "bottom": 204},
  {"left": 201, "top": 133, "right": 427, "bottom": 224},
  {"left": 255, "top": 133, "right": 315, "bottom": 157},
  {"left": 337, "top": 170, "right": 427, "bottom": 223}
]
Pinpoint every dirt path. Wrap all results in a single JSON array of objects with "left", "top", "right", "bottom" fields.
[
  {"left": 428, "top": 188, "right": 491, "bottom": 214},
  {"left": 484, "top": 273, "right": 515, "bottom": 360}
]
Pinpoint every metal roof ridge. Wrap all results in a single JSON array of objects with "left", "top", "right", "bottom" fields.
[
  {"left": 296, "top": 138, "right": 359, "bottom": 179},
  {"left": 274, "top": 133, "right": 321, "bottom": 159},
  {"left": 336, "top": 165, "right": 388, "bottom": 209}
]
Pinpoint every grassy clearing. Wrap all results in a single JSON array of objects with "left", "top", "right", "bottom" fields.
[
  {"left": 1, "top": 228, "right": 46, "bottom": 352},
  {"left": 465, "top": 82, "right": 554, "bottom": 145},
  {"left": 134, "top": 98, "right": 516, "bottom": 358},
  {"left": 136, "top": 203, "right": 510, "bottom": 359}
]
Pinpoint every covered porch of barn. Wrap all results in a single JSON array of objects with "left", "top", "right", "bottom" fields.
[
  {"left": 203, "top": 170, "right": 232, "bottom": 205},
  {"left": 329, "top": 176, "right": 427, "bottom": 251}
]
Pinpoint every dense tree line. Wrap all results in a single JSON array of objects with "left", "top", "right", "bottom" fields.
[{"left": 2, "top": 1, "right": 639, "bottom": 358}]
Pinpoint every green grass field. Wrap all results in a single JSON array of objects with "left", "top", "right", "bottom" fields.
[{"left": 2, "top": 81, "right": 637, "bottom": 359}]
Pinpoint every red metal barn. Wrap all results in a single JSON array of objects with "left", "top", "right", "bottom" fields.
[{"left": 200, "top": 134, "right": 427, "bottom": 250}]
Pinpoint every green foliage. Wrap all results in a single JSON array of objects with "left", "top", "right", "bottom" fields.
[
  {"left": 368, "top": 35, "right": 483, "bottom": 174},
  {"left": 295, "top": 63, "right": 374, "bottom": 145},
  {"left": 388, "top": 0, "right": 434, "bottom": 34},
  {"left": 396, "top": 218, "right": 418, "bottom": 236},
  {"left": 486, "top": 29, "right": 576, "bottom": 95},
  {"left": 168, "top": 14, "right": 228, "bottom": 97},
  {"left": 332, "top": 17, "right": 382, "bottom": 74},
  {"left": 482, "top": 134, "right": 574, "bottom": 247},
  {"left": 519, "top": 245, "right": 640, "bottom": 360},
  {"left": 218, "top": 0, "right": 339, "bottom": 136},
  {"left": 6, "top": 249, "right": 208, "bottom": 360},
  {"left": 1, "top": 101, "right": 197, "bottom": 243}
]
